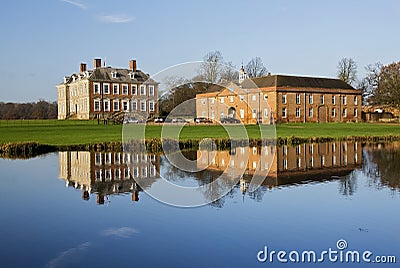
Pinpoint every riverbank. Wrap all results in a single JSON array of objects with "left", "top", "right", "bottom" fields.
[
  {"left": 1, "top": 121, "right": 400, "bottom": 158},
  {"left": 1, "top": 120, "right": 400, "bottom": 145},
  {"left": 1, "top": 135, "right": 400, "bottom": 159}
]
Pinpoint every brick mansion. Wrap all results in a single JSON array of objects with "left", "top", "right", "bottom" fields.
[
  {"left": 57, "top": 58, "right": 158, "bottom": 120},
  {"left": 196, "top": 67, "right": 362, "bottom": 124}
]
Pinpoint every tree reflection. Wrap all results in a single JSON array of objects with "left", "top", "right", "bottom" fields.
[
  {"left": 362, "top": 143, "right": 400, "bottom": 192},
  {"left": 338, "top": 173, "right": 358, "bottom": 196}
]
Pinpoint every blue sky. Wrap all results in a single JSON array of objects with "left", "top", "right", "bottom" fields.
[{"left": 1, "top": 0, "right": 400, "bottom": 102}]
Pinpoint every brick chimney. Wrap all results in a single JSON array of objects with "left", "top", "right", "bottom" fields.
[
  {"left": 80, "top": 63, "right": 87, "bottom": 73},
  {"left": 129, "top": 59, "right": 137, "bottom": 72},
  {"left": 94, "top": 58, "right": 102, "bottom": 69}
]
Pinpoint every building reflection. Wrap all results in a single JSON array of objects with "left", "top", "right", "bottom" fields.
[
  {"left": 58, "top": 141, "right": 364, "bottom": 205},
  {"left": 58, "top": 151, "right": 160, "bottom": 204},
  {"left": 198, "top": 141, "right": 362, "bottom": 194}
]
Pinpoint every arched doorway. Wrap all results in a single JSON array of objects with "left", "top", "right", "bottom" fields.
[
  {"left": 318, "top": 106, "right": 327, "bottom": 123},
  {"left": 228, "top": 107, "right": 236, "bottom": 118}
]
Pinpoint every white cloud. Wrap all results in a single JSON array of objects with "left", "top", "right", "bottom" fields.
[
  {"left": 60, "top": 0, "right": 87, "bottom": 10},
  {"left": 47, "top": 241, "right": 91, "bottom": 268},
  {"left": 101, "top": 227, "right": 138, "bottom": 238},
  {"left": 98, "top": 14, "right": 134, "bottom": 23}
]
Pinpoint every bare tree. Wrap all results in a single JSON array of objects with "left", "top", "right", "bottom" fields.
[
  {"left": 245, "top": 57, "right": 268, "bottom": 78},
  {"left": 198, "top": 51, "right": 225, "bottom": 84},
  {"left": 220, "top": 61, "right": 238, "bottom": 82},
  {"left": 337, "top": 57, "right": 358, "bottom": 85}
]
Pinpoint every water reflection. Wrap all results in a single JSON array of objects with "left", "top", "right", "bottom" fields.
[
  {"left": 58, "top": 141, "right": 370, "bottom": 204},
  {"left": 362, "top": 142, "right": 400, "bottom": 193},
  {"left": 59, "top": 151, "right": 160, "bottom": 204}
]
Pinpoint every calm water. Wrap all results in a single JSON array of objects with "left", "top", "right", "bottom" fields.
[{"left": 0, "top": 142, "right": 399, "bottom": 267}]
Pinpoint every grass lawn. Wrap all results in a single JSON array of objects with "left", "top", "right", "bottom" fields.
[{"left": 0, "top": 120, "right": 399, "bottom": 146}]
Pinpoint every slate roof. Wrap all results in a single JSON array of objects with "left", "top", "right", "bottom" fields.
[
  {"left": 241, "top": 74, "right": 355, "bottom": 90},
  {"left": 60, "top": 67, "right": 157, "bottom": 85}
]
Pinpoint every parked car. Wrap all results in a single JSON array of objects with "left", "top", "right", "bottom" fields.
[
  {"left": 124, "top": 118, "right": 140, "bottom": 124},
  {"left": 154, "top": 117, "right": 164, "bottom": 123},
  {"left": 172, "top": 117, "right": 188, "bottom": 123},
  {"left": 194, "top": 117, "right": 213, "bottom": 123},
  {"left": 220, "top": 117, "right": 241, "bottom": 124}
]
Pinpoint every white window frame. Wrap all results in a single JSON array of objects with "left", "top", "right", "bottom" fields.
[
  {"left": 94, "top": 99, "right": 101, "bottom": 111},
  {"left": 140, "top": 100, "right": 146, "bottom": 111},
  {"left": 264, "top": 108, "right": 269, "bottom": 118},
  {"left": 263, "top": 94, "right": 268, "bottom": 100},
  {"left": 132, "top": 101, "right": 137, "bottom": 111},
  {"left": 103, "top": 83, "right": 110, "bottom": 94},
  {"left": 132, "top": 85, "right": 137, "bottom": 95},
  {"left": 332, "top": 95, "right": 336, "bottom": 105},
  {"left": 140, "top": 85, "right": 146, "bottom": 95},
  {"left": 354, "top": 96, "right": 358, "bottom": 105},
  {"left": 282, "top": 94, "right": 287, "bottom": 104},
  {"left": 354, "top": 108, "right": 358, "bottom": 117},
  {"left": 113, "top": 84, "right": 119, "bottom": 95},
  {"left": 343, "top": 96, "right": 347, "bottom": 105},
  {"left": 239, "top": 95, "right": 244, "bottom": 102},
  {"left": 201, "top": 99, "right": 206, "bottom": 105},
  {"left": 296, "top": 107, "right": 300, "bottom": 118},
  {"left": 103, "top": 99, "right": 110, "bottom": 111},
  {"left": 282, "top": 108, "right": 287, "bottom": 118},
  {"left": 309, "top": 94, "right": 313, "bottom": 104},
  {"left": 252, "top": 95, "right": 257, "bottom": 101},
  {"left": 240, "top": 109, "right": 245, "bottom": 119},
  {"left": 113, "top": 100, "right": 120, "bottom": 111},
  {"left": 343, "top": 108, "right": 347, "bottom": 117},
  {"left": 220, "top": 97, "right": 224, "bottom": 103},
  {"left": 94, "top": 83, "right": 100, "bottom": 94},
  {"left": 122, "top": 100, "right": 129, "bottom": 111},
  {"left": 149, "top": 85, "right": 155, "bottom": 96},
  {"left": 309, "top": 108, "right": 313, "bottom": 118},
  {"left": 296, "top": 94, "right": 300, "bottom": 104},
  {"left": 149, "top": 101, "right": 155, "bottom": 112},
  {"left": 230, "top": 96, "right": 234, "bottom": 103},
  {"left": 332, "top": 108, "right": 336, "bottom": 117},
  {"left": 122, "top": 84, "right": 128, "bottom": 95},
  {"left": 320, "top": 95, "right": 324, "bottom": 104}
]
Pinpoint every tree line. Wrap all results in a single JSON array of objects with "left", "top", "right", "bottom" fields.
[
  {"left": 337, "top": 57, "right": 400, "bottom": 110},
  {"left": 0, "top": 100, "right": 57, "bottom": 120}
]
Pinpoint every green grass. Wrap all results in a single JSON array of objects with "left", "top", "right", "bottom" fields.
[{"left": 0, "top": 120, "right": 399, "bottom": 146}]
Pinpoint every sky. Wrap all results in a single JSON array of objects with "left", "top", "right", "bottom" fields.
[{"left": 1, "top": 0, "right": 400, "bottom": 102}]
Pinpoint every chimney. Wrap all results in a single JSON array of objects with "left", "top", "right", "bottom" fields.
[
  {"left": 94, "top": 58, "right": 102, "bottom": 69},
  {"left": 130, "top": 59, "right": 137, "bottom": 72},
  {"left": 80, "top": 63, "right": 87, "bottom": 73}
]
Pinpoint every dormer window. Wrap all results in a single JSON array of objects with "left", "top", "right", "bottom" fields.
[
  {"left": 129, "top": 72, "right": 135, "bottom": 79},
  {"left": 63, "top": 76, "right": 69, "bottom": 83},
  {"left": 72, "top": 76, "right": 76, "bottom": 82},
  {"left": 111, "top": 72, "right": 117, "bottom": 78}
]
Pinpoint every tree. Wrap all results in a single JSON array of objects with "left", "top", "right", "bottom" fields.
[
  {"left": 372, "top": 61, "right": 400, "bottom": 109},
  {"left": 337, "top": 57, "right": 357, "bottom": 85},
  {"left": 245, "top": 57, "right": 268, "bottom": 78},
  {"left": 198, "top": 51, "right": 225, "bottom": 84},
  {"left": 197, "top": 51, "right": 239, "bottom": 84},
  {"left": 360, "top": 63, "right": 382, "bottom": 105}
]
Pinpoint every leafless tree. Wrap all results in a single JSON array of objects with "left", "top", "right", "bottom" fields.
[
  {"left": 198, "top": 51, "right": 225, "bottom": 84},
  {"left": 245, "top": 57, "right": 268, "bottom": 78},
  {"left": 337, "top": 57, "right": 358, "bottom": 85}
]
